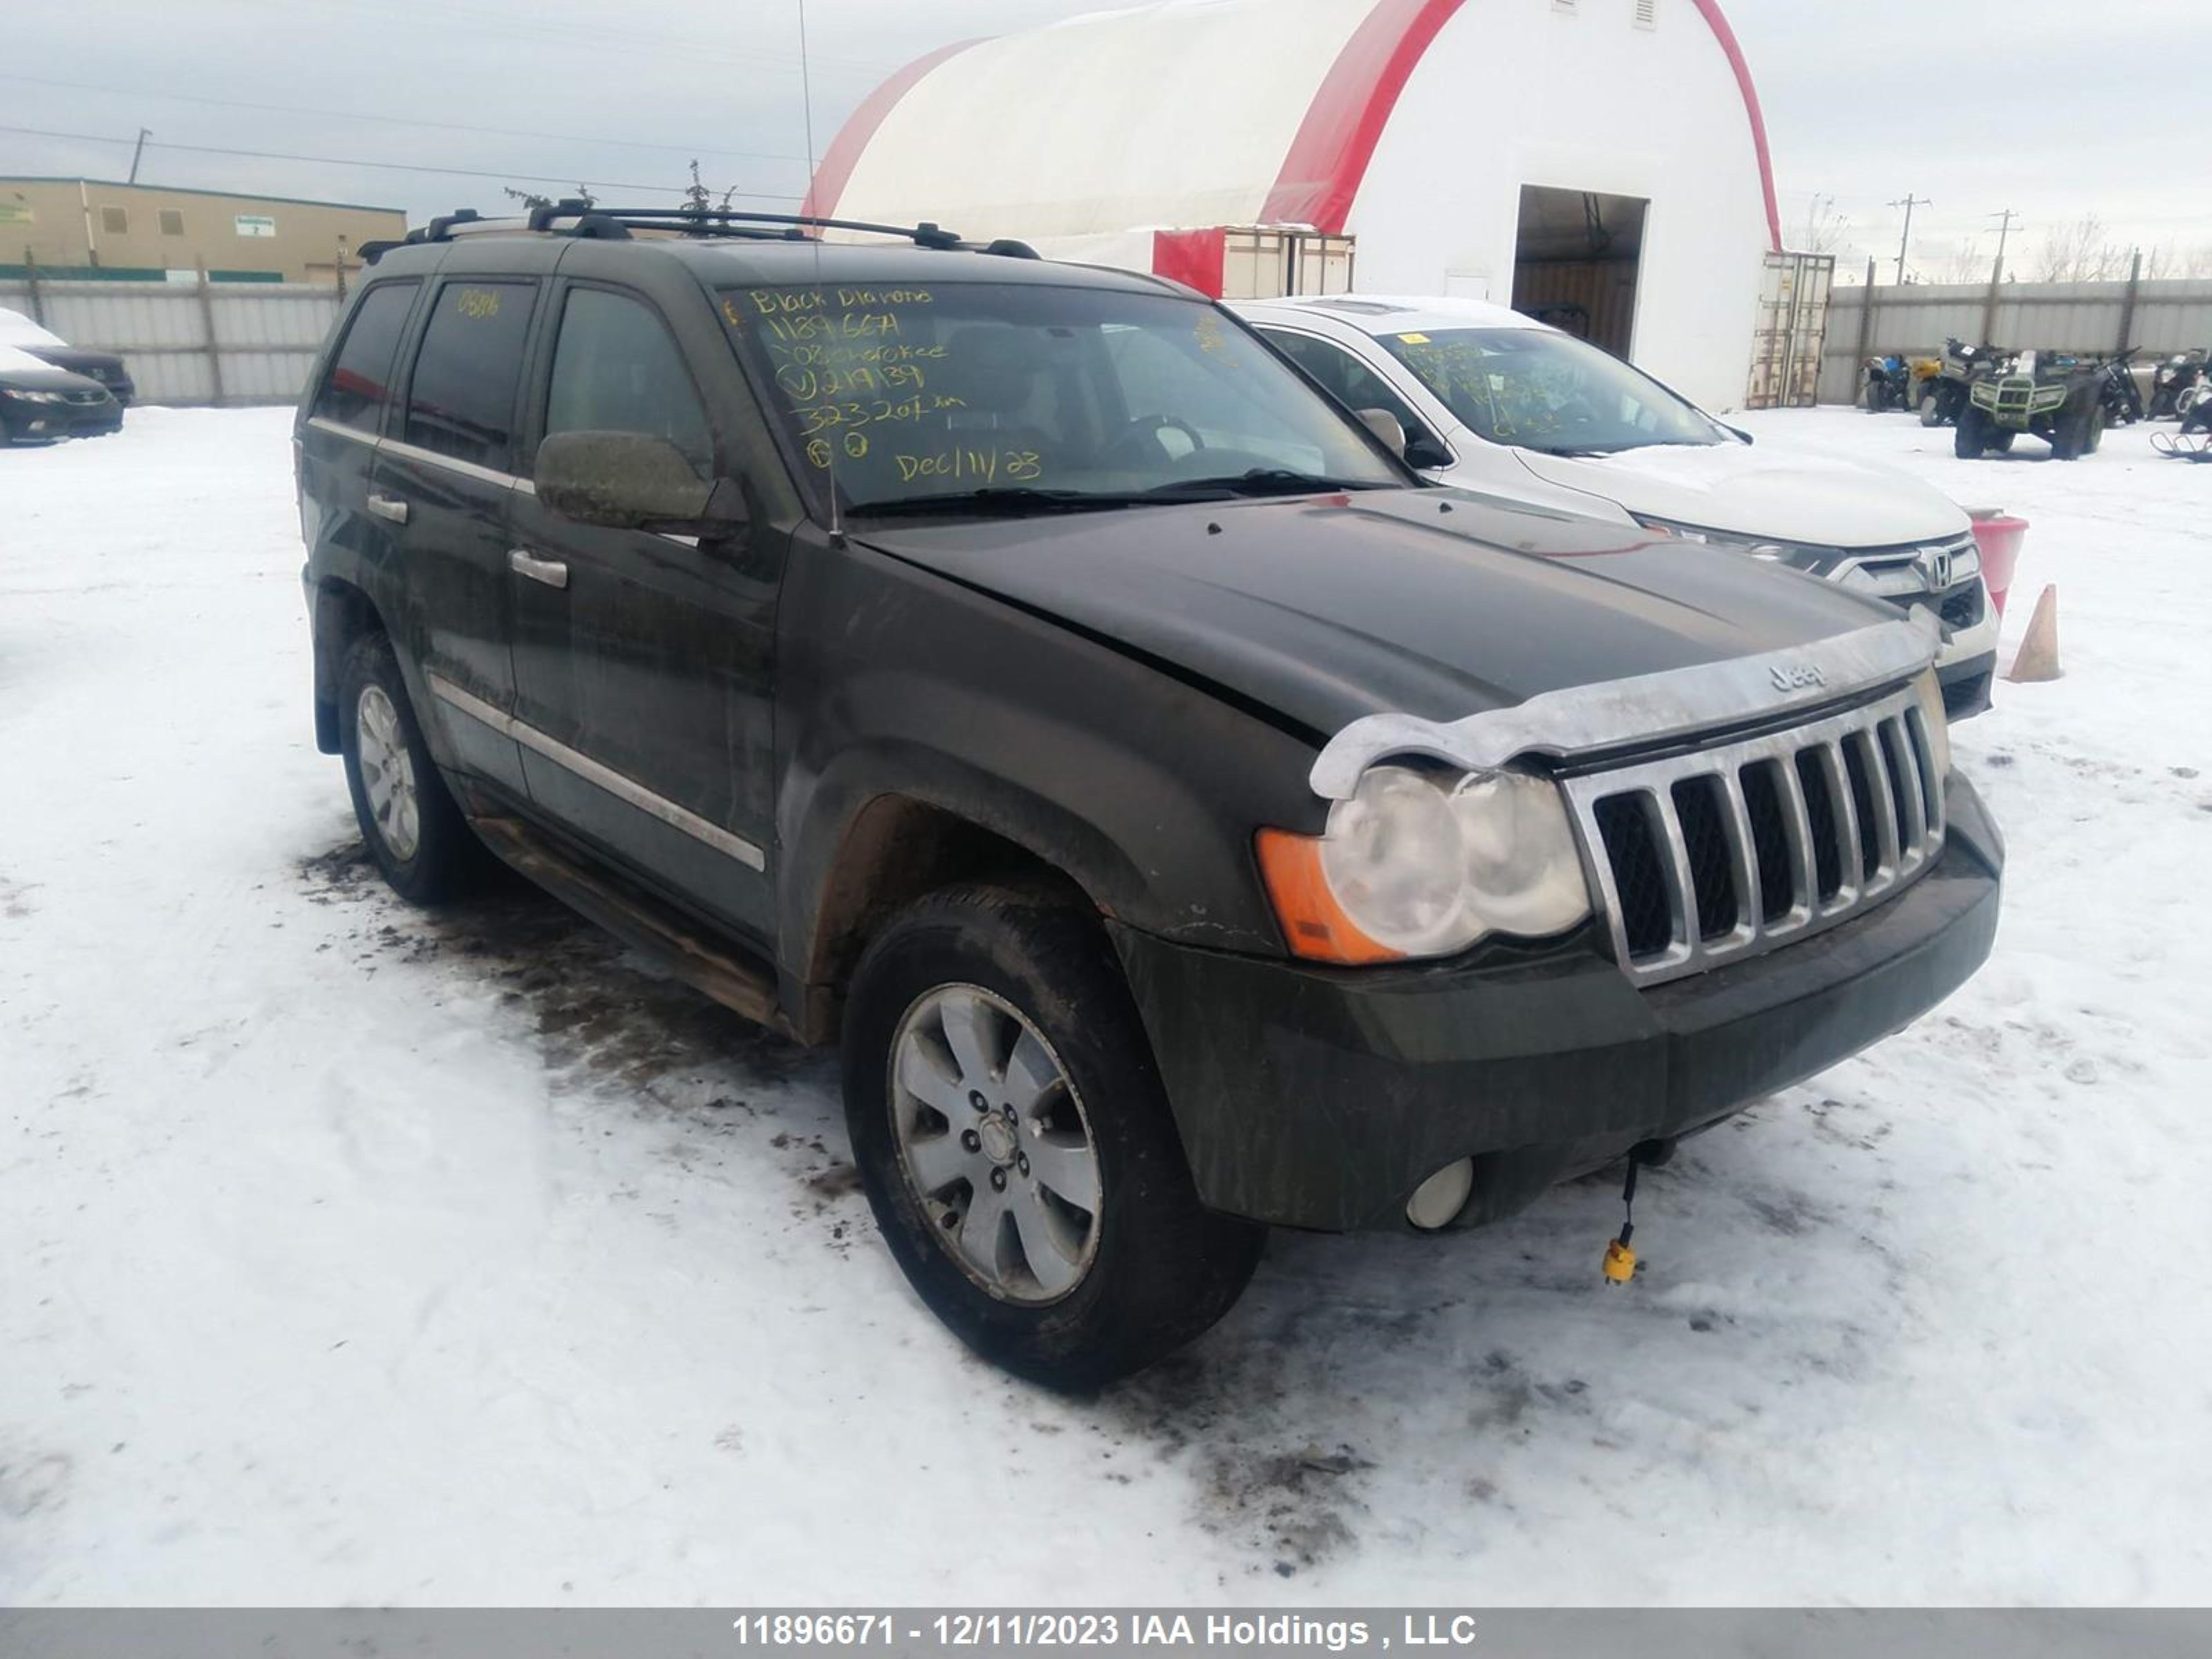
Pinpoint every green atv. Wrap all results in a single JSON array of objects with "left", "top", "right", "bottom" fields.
[{"left": 1956, "top": 357, "right": 2104, "bottom": 460}]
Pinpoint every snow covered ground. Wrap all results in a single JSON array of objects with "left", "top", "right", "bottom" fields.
[{"left": 3, "top": 406, "right": 2209, "bottom": 1606}]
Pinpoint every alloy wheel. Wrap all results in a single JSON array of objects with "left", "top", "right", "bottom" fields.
[
  {"left": 888, "top": 984, "right": 1102, "bottom": 1304},
  {"left": 355, "top": 684, "right": 422, "bottom": 862}
]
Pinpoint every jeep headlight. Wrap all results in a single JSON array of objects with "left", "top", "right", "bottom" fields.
[
  {"left": 1913, "top": 668, "right": 1952, "bottom": 779},
  {"left": 1257, "top": 765, "right": 1593, "bottom": 963}
]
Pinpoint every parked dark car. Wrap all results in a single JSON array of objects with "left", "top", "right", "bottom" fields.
[
  {"left": 0, "top": 344, "right": 123, "bottom": 444},
  {"left": 294, "top": 207, "right": 2002, "bottom": 1387},
  {"left": 0, "top": 306, "right": 135, "bottom": 405}
]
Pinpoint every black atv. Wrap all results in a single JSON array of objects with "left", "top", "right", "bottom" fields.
[
  {"left": 1956, "top": 353, "right": 2105, "bottom": 460},
  {"left": 2096, "top": 347, "right": 2146, "bottom": 425}
]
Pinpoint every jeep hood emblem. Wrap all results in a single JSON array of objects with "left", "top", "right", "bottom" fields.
[{"left": 1770, "top": 662, "right": 1828, "bottom": 693}]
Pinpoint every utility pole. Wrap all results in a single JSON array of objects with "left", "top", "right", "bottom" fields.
[
  {"left": 1887, "top": 193, "right": 1930, "bottom": 285},
  {"left": 127, "top": 128, "right": 151, "bottom": 185},
  {"left": 1988, "top": 207, "right": 2019, "bottom": 284}
]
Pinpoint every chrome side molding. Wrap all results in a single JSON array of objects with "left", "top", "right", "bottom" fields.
[{"left": 426, "top": 673, "right": 767, "bottom": 872}]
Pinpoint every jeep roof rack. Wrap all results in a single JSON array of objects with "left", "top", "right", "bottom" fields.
[{"left": 359, "top": 202, "right": 1041, "bottom": 265}]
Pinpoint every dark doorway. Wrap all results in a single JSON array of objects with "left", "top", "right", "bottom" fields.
[{"left": 1510, "top": 185, "right": 1647, "bottom": 357}]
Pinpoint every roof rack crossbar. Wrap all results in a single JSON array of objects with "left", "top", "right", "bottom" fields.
[
  {"left": 545, "top": 206, "right": 968, "bottom": 250},
  {"left": 362, "top": 204, "right": 1042, "bottom": 264}
]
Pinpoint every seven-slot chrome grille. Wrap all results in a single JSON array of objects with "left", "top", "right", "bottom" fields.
[{"left": 1561, "top": 685, "right": 1946, "bottom": 986}]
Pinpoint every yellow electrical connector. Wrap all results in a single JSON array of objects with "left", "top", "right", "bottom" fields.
[
  {"left": 1602, "top": 1153, "right": 1642, "bottom": 1284},
  {"left": 1602, "top": 1237, "right": 1638, "bottom": 1283}
]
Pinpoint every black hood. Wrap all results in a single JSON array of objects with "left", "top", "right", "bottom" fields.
[{"left": 852, "top": 488, "right": 1899, "bottom": 739}]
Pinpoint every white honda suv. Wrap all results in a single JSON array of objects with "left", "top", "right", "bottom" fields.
[{"left": 1237, "top": 294, "right": 2000, "bottom": 718}]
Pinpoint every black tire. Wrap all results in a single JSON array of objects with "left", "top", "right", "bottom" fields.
[
  {"left": 1955, "top": 406, "right": 1990, "bottom": 459},
  {"left": 2052, "top": 396, "right": 2101, "bottom": 461},
  {"left": 1918, "top": 392, "right": 1944, "bottom": 427},
  {"left": 1990, "top": 430, "right": 2015, "bottom": 453},
  {"left": 337, "top": 631, "right": 488, "bottom": 904},
  {"left": 842, "top": 883, "right": 1265, "bottom": 1389}
]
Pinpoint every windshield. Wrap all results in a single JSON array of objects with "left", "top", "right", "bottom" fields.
[
  {"left": 1374, "top": 326, "right": 1724, "bottom": 456},
  {"left": 718, "top": 281, "right": 1403, "bottom": 512}
]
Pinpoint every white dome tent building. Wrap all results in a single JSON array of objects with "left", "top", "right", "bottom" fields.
[{"left": 804, "top": 0, "right": 1786, "bottom": 411}]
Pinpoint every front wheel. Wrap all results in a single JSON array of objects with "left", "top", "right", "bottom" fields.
[
  {"left": 1956, "top": 406, "right": 1991, "bottom": 459},
  {"left": 842, "top": 884, "right": 1264, "bottom": 1389},
  {"left": 1919, "top": 391, "right": 1944, "bottom": 427}
]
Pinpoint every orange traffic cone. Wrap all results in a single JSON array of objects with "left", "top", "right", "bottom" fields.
[{"left": 2007, "top": 583, "right": 2061, "bottom": 683}]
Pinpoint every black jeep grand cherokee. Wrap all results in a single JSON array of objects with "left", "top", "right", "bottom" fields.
[{"left": 294, "top": 207, "right": 2001, "bottom": 1387}]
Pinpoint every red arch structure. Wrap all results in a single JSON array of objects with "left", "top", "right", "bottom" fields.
[{"left": 805, "top": 1, "right": 1781, "bottom": 255}]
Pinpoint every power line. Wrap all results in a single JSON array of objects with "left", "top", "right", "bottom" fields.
[
  {"left": 0, "top": 72, "right": 814, "bottom": 166},
  {"left": 0, "top": 124, "right": 803, "bottom": 200}
]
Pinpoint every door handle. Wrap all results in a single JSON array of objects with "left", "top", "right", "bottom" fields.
[
  {"left": 508, "top": 549, "right": 570, "bottom": 590},
  {"left": 366, "top": 493, "right": 409, "bottom": 525}
]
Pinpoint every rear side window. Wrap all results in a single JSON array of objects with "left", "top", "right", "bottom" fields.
[
  {"left": 312, "top": 281, "right": 418, "bottom": 434},
  {"left": 543, "top": 287, "right": 713, "bottom": 475},
  {"left": 403, "top": 280, "right": 537, "bottom": 471}
]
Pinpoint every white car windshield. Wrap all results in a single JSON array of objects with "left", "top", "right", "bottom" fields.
[
  {"left": 719, "top": 282, "right": 1405, "bottom": 513},
  {"left": 1375, "top": 326, "right": 1726, "bottom": 456},
  {"left": 0, "top": 308, "right": 68, "bottom": 350}
]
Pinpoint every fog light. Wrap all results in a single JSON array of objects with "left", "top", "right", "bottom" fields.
[{"left": 1406, "top": 1158, "right": 1474, "bottom": 1230}]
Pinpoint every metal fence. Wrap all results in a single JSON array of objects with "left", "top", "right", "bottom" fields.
[
  {"left": 1, "top": 274, "right": 341, "bottom": 406},
  {"left": 1817, "top": 270, "right": 2212, "bottom": 405}
]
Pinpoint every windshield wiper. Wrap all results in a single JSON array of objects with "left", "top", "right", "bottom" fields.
[
  {"left": 1143, "top": 468, "right": 1378, "bottom": 498},
  {"left": 849, "top": 487, "right": 1168, "bottom": 518}
]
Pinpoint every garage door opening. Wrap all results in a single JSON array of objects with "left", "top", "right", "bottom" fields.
[{"left": 1510, "top": 185, "right": 1647, "bottom": 358}]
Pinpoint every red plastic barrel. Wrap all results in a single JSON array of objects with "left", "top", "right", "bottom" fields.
[{"left": 1967, "top": 509, "right": 2028, "bottom": 617}]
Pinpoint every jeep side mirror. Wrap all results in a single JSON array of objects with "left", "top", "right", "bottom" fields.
[
  {"left": 1354, "top": 406, "right": 1407, "bottom": 459},
  {"left": 534, "top": 431, "right": 747, "bottom": 536}
]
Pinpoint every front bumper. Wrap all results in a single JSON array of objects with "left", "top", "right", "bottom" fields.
[
  {"left": 1, "top": 397, "right": 123, "bottom": 440},
  {"left": 1113, "top": 774, "right": 2002, "bottom": 1233},
  {"left": 1937, "top": 648, "right": 1997, "bottom": 720}
]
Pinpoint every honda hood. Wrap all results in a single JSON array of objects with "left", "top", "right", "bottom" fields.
[
  {"left": 1510, "top": 438, "right": 1969, "bottom": 550},
  {"left": 852, "top": 488, "right": 1900, "bottom": 741}
]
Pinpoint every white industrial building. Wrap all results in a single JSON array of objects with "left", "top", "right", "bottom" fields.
[{"left": 806, "top": 0, "right": 1788, "bottom": 410}]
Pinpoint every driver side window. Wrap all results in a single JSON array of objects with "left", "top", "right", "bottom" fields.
[{"left": 543, "top": 286, "right": 714, "bottom": 476}]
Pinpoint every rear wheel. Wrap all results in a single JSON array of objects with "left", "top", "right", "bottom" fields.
[
  {"left": 1919, "top": 391, "right": 1944, "bottom": 427},
  {"left": 339, "top": 632, "right": 489, "bottom": 904},
  {"left": 842, "top": 883, "right": 1264, "bottom": 1389},
  {"left": 2052, "top": 397, "right": 2102, "bottom": 460}
]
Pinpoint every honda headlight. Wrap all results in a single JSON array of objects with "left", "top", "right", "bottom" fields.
[
  {"left": 1632, "top": 514, "right": 1803, "bottom": 565},
  {"left": 1257, "top": 765, "right": 1593, "bottom": 964}
]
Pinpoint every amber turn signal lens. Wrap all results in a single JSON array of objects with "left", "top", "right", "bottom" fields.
[{"left": 1253, "top": 828, "right": 1405, "bottom": 965}]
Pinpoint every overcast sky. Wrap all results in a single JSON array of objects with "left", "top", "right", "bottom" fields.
[{"left": 6, "top": 0, "right": 2207, "bottom": 281}]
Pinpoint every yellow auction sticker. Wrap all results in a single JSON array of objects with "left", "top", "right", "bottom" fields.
[{"left": 1398, "top": 331, "right": 1431, "bottom": 344}]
